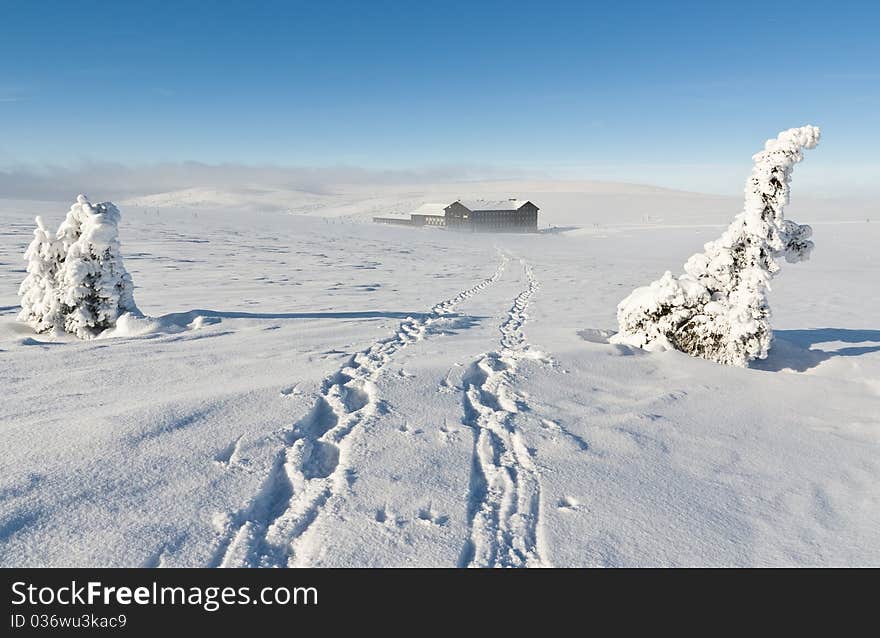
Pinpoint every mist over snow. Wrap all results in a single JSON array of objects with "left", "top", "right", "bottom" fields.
[{"left": 0, "top": 162, "right": 535, "bottom": 203}]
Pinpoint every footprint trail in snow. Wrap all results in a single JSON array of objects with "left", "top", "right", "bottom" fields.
[
  {"left": 460, "top": 260, "right": 550, "bottom": 568},
  {"left": 213, "top": 253, "right": 509, "bottom": 567}
]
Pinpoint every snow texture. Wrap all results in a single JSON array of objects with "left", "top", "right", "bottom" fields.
[
  {"left": 18, "top": 194, "right": 138, "bottom": 338},
  {"left": 611, "top": 126, "right": 821, "bottom": 366},
  {"left": 1, "top": 181, "right": 878, "bottom": 568}
]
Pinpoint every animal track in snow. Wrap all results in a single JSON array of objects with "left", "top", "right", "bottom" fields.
[
  {"left": 539, "top": 418, "right": 591, "bottom": 453},
  {"left": 417, "top": 505, "right": 449, "bottom": 526},
  {"left": 396, "top": 421, "right": 424, "bottom": 436},
  {"left": 280, "top": 384, "right": 301, "bottom": 397},
  {"left": 214, "top": 435, "right": 248, "bottom": 469},
  {"left": 438, "top": 419, "right": 462, "bottom": 444},
  {"left": 557, "top": 496, "right": 582, "bottom": 512}
]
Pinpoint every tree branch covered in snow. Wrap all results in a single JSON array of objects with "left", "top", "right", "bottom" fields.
[
  {"left": 610, "top": 125, "right": 821, "bottom": 366},
  {"left": 18, "top": 194, "right": 139, "bottom": 338}
]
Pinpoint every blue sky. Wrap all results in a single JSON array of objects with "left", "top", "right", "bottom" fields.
[{"left": 1, "top": 0, "right": 878, "bottom": 194}]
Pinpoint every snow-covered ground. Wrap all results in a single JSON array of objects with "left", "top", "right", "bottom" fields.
[{"left": 0, "top": 183, "right": 878, "bottom": 566}]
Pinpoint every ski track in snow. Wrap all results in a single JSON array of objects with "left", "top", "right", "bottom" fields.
[
  {"left": 212, "top": 252, "right": 509, "bottom": 567},
  {"left": 459, "top": 260, "right": 550, "bottom": 568}
]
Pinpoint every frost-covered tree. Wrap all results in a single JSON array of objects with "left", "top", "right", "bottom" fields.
[
  {"left": 17, "top": 216, "right": 67, "bottom": 333},
  {"left": 17, "top": 195, "right": 138, "bottom": 338},
  {"left": 610, "top": 125, "right": 821, "bottom": 366}
]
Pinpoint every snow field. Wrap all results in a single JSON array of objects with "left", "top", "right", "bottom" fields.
[{"left": 1, "top": 189, "right": 878, "bottom": 567}]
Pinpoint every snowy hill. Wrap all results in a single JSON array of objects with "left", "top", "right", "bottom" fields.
[{"left": 116, "top": 180, "right": 877, "bottom": 230}]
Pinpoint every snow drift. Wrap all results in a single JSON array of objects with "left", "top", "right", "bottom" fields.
[
  {"left": 18, "top": 194, "right": 138, "bottom": 338},
  {"left": 610, "top": 126, "right": 821, "bottom": 366}
]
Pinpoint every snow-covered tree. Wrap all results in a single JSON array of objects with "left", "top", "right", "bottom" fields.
[
  {"left": 17, "top": 216, "right": 66, "bottom": 333},
  {"left": 610, "top": 125, "right": 821, "bottom": 366},
  {"left": 17, "top": 195, "right": 138, "bottom": 338}
]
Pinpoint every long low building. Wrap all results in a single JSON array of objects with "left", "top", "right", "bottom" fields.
[
  {"left": 373, "top": 199, "right": 539, "bottom": 233},
  {"left": 372, "top": 216, "right": 414, "bottom": 226}
]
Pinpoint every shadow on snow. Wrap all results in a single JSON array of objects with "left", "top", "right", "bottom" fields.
[
  {"left": 158, "top": 309, "right": 428, "bottom": 322},
  {"left": 756, "top": 328, "right": 880, "bottom": 372}
]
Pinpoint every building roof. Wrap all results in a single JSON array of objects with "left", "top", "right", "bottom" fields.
[
  {"left": 412, "top": 203, "right": 448, "bottom": 215},
  {"left": 451, "top": 198, "right": 533, "bottom": 212}
]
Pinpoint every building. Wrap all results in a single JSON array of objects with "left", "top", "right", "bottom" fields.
[
  {"left": 410, "top": 203, "right": 447, "bottom": 227},
  {"left": 411, "top": 213, "right": 446, "bottom": 227},
  {"left": 444, "top": 199, "right": 539, "bottom": 233},
  {"left": 373, "top": 203, "right": 446, "bottom": 228},
  {"left": 372, "top": 216, "right": 413, "bottom": 226},
  {"left": 373, "top": 198, "right": 539, "bottom": 233}
]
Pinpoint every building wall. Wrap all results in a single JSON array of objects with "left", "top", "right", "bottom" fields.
[
  {"left": 372, "top": 216, "right": 413, "bottom": 226},
  {"left": 411, "top": 214, "right": 445, "bottom": 227},
  {"left": 519, "top": 202, "right": 539, "bottom": 231},
  {"left": 444, "top": 202, "right": 472, "bottom": 230},
  {"left": 445, "top": 202, "right": 538, "bottom": 233}
]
